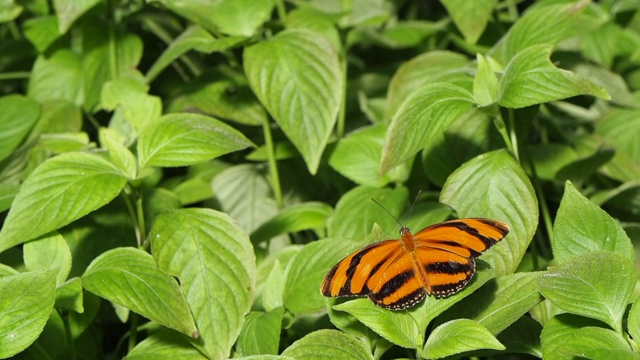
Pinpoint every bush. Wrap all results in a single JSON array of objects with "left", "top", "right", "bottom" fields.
[{"left": 1, "top": 0, "right": 639, "bottom": 359}]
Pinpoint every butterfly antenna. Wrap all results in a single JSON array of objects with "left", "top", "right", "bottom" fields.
[
  {"left": 405, "top": 190, "right": 422, "bottom": 224},
  {"left": 371, "top": 198, "right": 405, "bottom": 229}
]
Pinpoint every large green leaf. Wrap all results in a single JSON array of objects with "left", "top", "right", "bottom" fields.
[
  {"left": 499, "top": 44, "right": 610, "bottom": 108},
  {"left": 209, "top": 0, "right": 274, "bottom": 36},
  {"left": 23, "top": 231, "right": 72, "bottom": 286},
  {"left": 27, "top": 49, "right": 83, "bottom": 105},
  {"left": 212, "top": 164, "right": 279, "bottom": 233},
  {"left": 490, "top": 1, "right": 590, "bottom": 63},
  {"left": 251, "top": 202, "right": 333, "bottom": 244},
  {"left": 235, "top": 308, "right": 284, "bottom": 356},
  {"left": 281, "top": 330, "right": 373, "bottom": 360},
  {"left": 244, "top": 29, "right": 342, "bottom": 174},
  {"left": 82, "top": 247, "right": 198, "bottom": 338},
  {"left": 0, "top": 95, "right": 40, "bottom": 162},
  {"left": 421, "top": 319, "right": 504, "bottom": 359},
  {"left": 0, "top": 152, "right": 127, "bottom": 252},
  {"left": 149, "top": 209, "right": 255, "bottom": 359},
  {"left": 441, "top": 149, "right": 538, "bottom": 275},
  {"left": 326, "top": 186, "right": 409, "bottom": 239},
  {"left": 552, "top": 181, "right": 633, "bottom": 264},
  {"left": 0, "top": 271, "right": 56, "bottom": 359},
  {"left": 137, "top": 113, "right": 254, "bottom": 168},
  {"left": 441, "top": 0, "right": 497, "bottom": 45},
  {"left": 385, "top": 51, "right": 471, "bottom": 119},
  {"left": 380, "top": 83, "right": 474, "bottom": 174},
  {"left": 540, "top": 315, "right": 635, "bottom": 360},
  {"left": 126, "top": 329, "right": 207, "bottom": 360},
  {"left": 538, "top": 252, "right": 635, "bottom": 333}
]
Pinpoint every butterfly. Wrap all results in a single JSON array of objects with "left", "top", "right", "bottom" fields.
[{"left": 320, "top": 217, "right": 509, "bottom": 310}]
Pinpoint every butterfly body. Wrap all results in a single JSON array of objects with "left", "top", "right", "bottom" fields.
[{"left": 321, "top": 218, "right": 509, "bottom": 310}]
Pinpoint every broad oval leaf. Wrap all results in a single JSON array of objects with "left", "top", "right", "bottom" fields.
[
  {"left": 149, "top": 208, "right": 256, "bottom": 359},
  {"left": 23, "top": 231, "right": 72, "bottom": 286},
  {"left": 329, "top": 124, "right": 410, "bottom": 187},
  {"left": 138, "top": 113, "right": 254, "bottom": 168},
  {"left": 0, "top": 152, "right": 127, "bottom": 252},
  {"left": 0, "top": 270, "right": 56, "bottom": 359},
  {"left": 236, "top": 308, "right": 284, "bottom": 357},
  {"left": 82, "top": 247, "right": 198, "bottom": 338},
  {"left": 552, "top": 181, "right": 633, "bottom": 264},
  {"left": 540, "top": 315, "right": 634, "bottom": 360},
  {"left": 380, "top": 83, "right": 474, "bottom": 174},
  {"left": 498, "top": 44, "right": 609, "bottom": 108},
  {"left": 284, "top": 237, "right": 365, "bottom": 314},
  {"left": 436, "top": 272, "right": 542, "bottom": 335},
  {"left": 210, "top": 0, "right": 274, "bottom": 37},
  {"left": 441, "top": 149, "right": 538, "bottom": 275},
  {"left": 538, "top": 251, "right": 635, "bottom": 333},
  {"left": 126, "top": 329, "right": 208, "bottom": 360},
  {"left": 0, "top": 95, "right": 40, "bottom": 162},
  {"left": 28, "top": 49, "right": 83, "bottom": 105},
  {"left": 441, "top": 0, "right": 496, "bottom": 45},
  {"left": 281, "top": 329, "right": 373, "bottom": 360},
  {"left": 326, "top": 186, "right": 409, "bottom": 239},
  {"left": 422, "top": 319, "right": 504, "bottom": 359},
  {"left": 244, "top": 29, "right": 342, "bottom": 174},
  {"left": 251, "top": 202, "right": 333, "bottom": 244}
]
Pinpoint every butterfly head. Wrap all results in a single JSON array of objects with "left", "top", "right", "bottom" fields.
[{"left": 399, "top": 227, "right": 411, "bottom": 236}]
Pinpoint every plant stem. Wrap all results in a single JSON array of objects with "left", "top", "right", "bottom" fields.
[
  {"left": 128, "top": 313, "right": 139, "bottom": 352},
  {"left": 263, "top": 118, "right": 283, "bottom": 209},
  {"left": 336, "top": 44, "right": 348, "bottom": 139},
  {"left": 60, "top": 310, "right": 77, "bottom": 360},
  {"left": 274, "top": 0, "right": 286, "bottom": 22}
]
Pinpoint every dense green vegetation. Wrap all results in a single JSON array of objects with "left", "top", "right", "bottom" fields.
[{"left": 1, "top": 0, "right": 640, "bottom": 359}]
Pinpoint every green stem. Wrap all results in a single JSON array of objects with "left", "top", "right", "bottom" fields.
[
  {"left": 128, "top": 313, "right": 139, "bottom": 352},
  {"left": 488, "top": 106, "right": 518, "bottom": 160},
  {"left": 336, "top": 44, "right": 348, "bottom": 139},
  {"left": 60, "top": 310, "right": 77, "bottom": 360},
  {"left": 263, "top": 118, "right": 283, "bottom": 209},
  {"left": 136, "top": 189, "right": 147, "bottom": 248},
  {"left": 274, "top": 0, "right": 286, "bottom": 22}
]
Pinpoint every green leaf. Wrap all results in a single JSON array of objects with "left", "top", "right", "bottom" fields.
[
  {"left": 244, "top": 29, "right": 343, "bottom": 174},
  {"left": 541, "top": 315, "right": 635, "bottom": 360},
  {"left": 149, "top": 209, "right": 255, "bottom": 359},
  {"left": 380, "top": 83, "right": 474, "bottom": 174},
  {"left": 23, "top": 16, "right": 60, "bottom": 52},
  {"left": 441, "top": 149, "right": 538, "bottom": 275},
  {"left": 473, "top": 53, "right": 499, "bottom": 107},
  {"left": 251, "top": 202, "right": 333, "bottom": 243},
  {"left": 538, "top": 252, "right": 635, "bottom": 333},
  {"left": 497, "top": 317, "right": 542, "bottom": 357},
  {"left": 53, "top": 0, "right": 100, "bottom": 34},
  {"left": 100, "top": 128, "right": 137, "bottom": 179},
  {"left": 0, "top": 270, "right": 57, "bottom": 358},
  {"left": 127, "top": 329, "right": 208, "bottom": 360},
  {"left": 55, "top": 277, "right": 83, "bottom": 312},
  {"left": 284, "top": 236, "right": 365, "bottom": 314},
  {"left": 498, "top": 44, "right": 610, "bottom": 108},
  {"left": 438, "top": 272, "right": 542, "bottom": 334},
  {"left": 23, "top": 231, "right": 72, "bottom": 286},
  {"left": 101, "top": 77, "right": 162, "bottom": 133},
  {"left": 262, "top": 260, "right": 284, "bottom": 312},
  {"left": 552, "top": 181, "right": 633, "bottom": 264},
  {"left": 441, "top": 0, "right": 497, "bottom": 45},
  {"left": 329, "top": 124, "right": 410, "bottom": 187},
  {"left": 236, "top": 308, "right": 284, "bottom": 356},
  {"left": 212, "top": 164, "right": 279, "bottom": 233},
  {"left": 281, "top": 330, "right": 373, "bottom": 360},
  {"left": 137, "top": 113, "right": 254, "bottom": 168},
  {"left": 27, "top": 49, "right": 83, "bottom": 105},
  {"left": 598, "top": 108, "right": 640, "bottom": 182},
  {"left": 146, "top": 26, "right": 246, "bottom": 81},
  {"left": 422, "top": 319, "right": 504, "bottom": 358},
  {"left": 82, "top": 247, "right": 198, "bottom": 338},
  {"left": 528, "top": 143, "right": 578, "bottom": 181},
  {"left": 628, "top": 296, "right": 640, "bottom": 348},
  {"left": 421, "top": 109, "right": 502, "bottom": 187},
  {"left": 385, "top": 51, "right": 471, "bottom": 119},
  {"left": 209, "top": 0, "right": 274, "bottom": 36},
  {"left": 491, "top": 1, "right": 589, "bottom": 63},
  {"left": 326, "top": 186, "right": 409, "bottom": 239},
  {"left": 285, "top": 7, "right": 341, "bottom": 51},
  {"left": 167, "top": 67, "right": 267, "bottom": 126},
  {"left": 0, "top": 95, "right": 40, "bottom": 162},
  {"left": 0, "top": 152, "right": 127, "bottom": 252}
]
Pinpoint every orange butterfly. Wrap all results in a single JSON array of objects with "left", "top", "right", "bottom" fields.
[{"left": 321, "top": 218, "right": 509, "bottom": 310}]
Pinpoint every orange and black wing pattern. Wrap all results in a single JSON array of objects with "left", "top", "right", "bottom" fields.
[{"left": 320, "top": 218, "right": 509, "bottom": 310}]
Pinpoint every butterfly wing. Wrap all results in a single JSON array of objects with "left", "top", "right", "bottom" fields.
[
  {"left": 321, "top": 239, "right": 427, "bottom": 310},
  {"left": 414, "top": 218, "right": 509, "bottom": 297}
]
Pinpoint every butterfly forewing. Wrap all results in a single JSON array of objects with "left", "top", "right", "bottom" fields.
[{"left": 415, "top": 218, "right": 509, "bottom": 255}]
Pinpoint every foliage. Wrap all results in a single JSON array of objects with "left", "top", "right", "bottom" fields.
[{"left": 0, "top": 0, "right": 639, "bottom": 359}]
